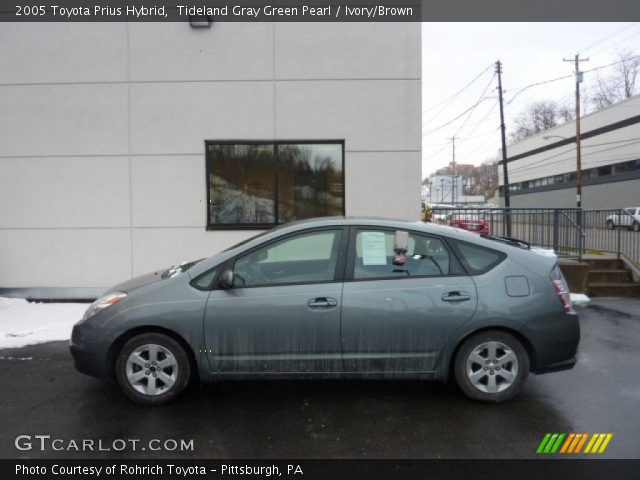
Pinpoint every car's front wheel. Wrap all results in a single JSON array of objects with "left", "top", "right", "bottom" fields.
[
  {"left": 115, "top": 333, "right": 190, "bottom": 406},
  {"left": 632, "top": 221, "right": 640, "bottom": 232},
  {"left": 454, "top": 330, "right": 529, "bottom": 402},
  {"left": 606, "top": 219, "right": 615, "bottom": 230}
]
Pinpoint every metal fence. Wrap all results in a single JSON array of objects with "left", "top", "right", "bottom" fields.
[
  {"left": 429, "top": 207, "right": 640, "bottom": 271},
  {"left": 581, "top": 209, "right": 640, "bottom": 271}
]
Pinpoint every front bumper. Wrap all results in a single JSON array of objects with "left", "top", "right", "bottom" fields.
[
  {"left": 521, "top": 310, "right": 580, "bottom": 374},
  {"left": 69, "top": 323, "right": 118, "bottom": 379}
]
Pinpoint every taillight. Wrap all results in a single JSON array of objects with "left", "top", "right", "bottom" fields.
[{"left": 550, "top": 264, "right": 571, "bottom": 312}]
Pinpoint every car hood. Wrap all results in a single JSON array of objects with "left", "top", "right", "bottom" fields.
[
  {"left": 106, "top": 270, "right": 167, "bottom": 294},
  {"left": 106, "top": 259, "right": 205, "bottom": 294}
]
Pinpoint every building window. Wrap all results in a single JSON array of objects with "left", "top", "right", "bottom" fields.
[{"left": 206, "top": 141, "right": 344, "bottom": 229}]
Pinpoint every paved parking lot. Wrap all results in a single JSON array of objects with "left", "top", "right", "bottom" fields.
[{"left": 1, "top": 298, "right": 639, "bottom": 459}]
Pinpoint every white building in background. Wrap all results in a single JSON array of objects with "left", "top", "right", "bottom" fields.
[
  {"left": 499, "top": 94, "right": 640, "bottom": 209},
  {"left": 0, "top": 22, "right": 421, "bottom": 297},
  {"left": 424, "top": 175, "right": 485, "bottom": 205}
]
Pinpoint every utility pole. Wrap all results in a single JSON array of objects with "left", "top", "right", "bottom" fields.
[
  {"left": 450, "top": 136, "right": 457, "bottom": 205},
  {"left": 496, "top": 60, "right": 512, "bottom": 236},
  {"left": 563, "top": 53, "right": 589, "bottom": 208},
  {"left": 440, "top": 178, "right": 444, "bottom": 204}
]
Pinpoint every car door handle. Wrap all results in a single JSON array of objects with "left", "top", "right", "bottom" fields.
[
  {"left": 307, "top": 297, "right": 338, "bottom": 309},
  {"left": 441, "top": 291, "right": 471, "bottom": 302}
]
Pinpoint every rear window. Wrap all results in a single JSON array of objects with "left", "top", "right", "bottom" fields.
[{"left": 453, "top": 241, "right": 505, "bottom": 275}]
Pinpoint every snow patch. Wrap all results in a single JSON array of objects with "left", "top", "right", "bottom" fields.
[
  {"left": 570, "top": 293, "right": 591, "bottom": 306},
  {"left": 0, "top": 297, "right": 87, "bottom": 349}
]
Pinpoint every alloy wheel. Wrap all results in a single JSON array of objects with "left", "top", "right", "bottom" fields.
[
  {"left": 125, "top": 344, "right": 178, "bottom": 396},
  {"left": 466, "top": 341, "right": 519, "bottom": 394}
]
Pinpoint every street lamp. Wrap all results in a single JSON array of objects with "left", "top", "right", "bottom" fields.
[
  {"left": 542, "top": 135, "right": 572, "bottom": 141},
  {"left": 542, "top": 134, "right": 581, "bottom": 208}
]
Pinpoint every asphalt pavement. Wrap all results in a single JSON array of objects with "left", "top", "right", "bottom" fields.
[{"left": 1, "top": 298, "right": 639, "bottom": 459}]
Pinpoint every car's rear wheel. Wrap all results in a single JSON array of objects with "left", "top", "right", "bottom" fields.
[
  {"left": 606, "top": 220, "right": 615, "bottom": 230},
  {"left": 454, "top": 330, "right": 529, "bottom": 402},
  {"left": 632, "top": 222, "right": 640, "bottom": 232},
  {"left": 115, "top": 333, "right": 190, "bottom": 406}
]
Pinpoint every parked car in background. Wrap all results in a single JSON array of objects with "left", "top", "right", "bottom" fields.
[
  {"left": 430, "top": 205, "right": 455, "bottom": 224},
  {"left": 448, "top": 212, "right": 490, "bottom": 235},
  {"left": 606, "top": 207, "right": 640, "bottom": 231},
  {"left": 70, "top": 217, "right": 579, "bottom": 405}
]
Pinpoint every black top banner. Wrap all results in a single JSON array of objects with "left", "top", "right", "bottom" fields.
[{"left": 2, "top": 0, "right": 640, "bottom": 22}]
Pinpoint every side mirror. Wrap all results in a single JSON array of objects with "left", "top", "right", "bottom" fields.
[{"left": 218, "top": 269, "right": 234, "bottom": 290}]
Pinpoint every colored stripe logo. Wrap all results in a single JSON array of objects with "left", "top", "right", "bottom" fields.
[{"left": 537, "top": 433, "right": 613, "bottom": 454}]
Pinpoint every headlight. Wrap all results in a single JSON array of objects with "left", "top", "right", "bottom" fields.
[{"left": 82, "top": 292, "right": 127, "bottom": 321}]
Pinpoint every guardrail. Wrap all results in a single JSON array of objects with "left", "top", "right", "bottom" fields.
[{"left": 428, "top": 207, "right": 640, "bottom": 270}]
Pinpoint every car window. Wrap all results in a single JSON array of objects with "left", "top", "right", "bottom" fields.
[
  {"left": 353, "top": 230, "right": 450, "bottom": 279},
  {"left": 190, "top": 267, "right": 219, "bottom": 290},
  {"left": 454, "top": 241, "right": 505, "bottom": 275},
  {"left": 233, "top": 230, "right": 342, "bottom": 287},
  {"left": 624, "top": 208, "right": 635, "bottom": 216}
]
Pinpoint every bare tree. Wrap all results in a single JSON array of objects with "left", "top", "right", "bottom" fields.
[
  {"left": 510, "top": 100, "right": 573, "bottom": 143},
  {"left": 591, "top": 49, "right": 640, "bottom": 111}
]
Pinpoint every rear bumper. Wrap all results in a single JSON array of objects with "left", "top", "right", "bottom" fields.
[
  {"left": 521, "top": 310, "right": 580, "bottom": 374},
  {"left": 532, "top": 357, "right": 577, "bottom": 374}
]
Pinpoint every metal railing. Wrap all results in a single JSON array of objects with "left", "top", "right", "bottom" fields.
[
  {"left": 428, "top": 207, "right": 640, "bottom": 270},
  {"left": 580, "top": 209, "right": 640, "bottom": 272}
]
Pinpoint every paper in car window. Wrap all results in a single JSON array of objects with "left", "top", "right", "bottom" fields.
[{"left": 361, "top": 232, "right": 387, "bottom": 265}]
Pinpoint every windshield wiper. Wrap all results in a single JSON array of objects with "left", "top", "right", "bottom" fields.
[
  {"left": 480, "top": 234, "right": 531, "bottom": 249},
  {"left": 161, "top": 258, "right": 205, "bottom": 279}
]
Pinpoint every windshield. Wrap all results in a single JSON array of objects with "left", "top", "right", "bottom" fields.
[{"left": 220, "top": 231, "right": 272, "bottom": 252}]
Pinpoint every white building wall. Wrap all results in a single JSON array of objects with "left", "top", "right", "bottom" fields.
[
  {"left": 499, "top": 95, "right": 640, "bottom": 185},
  {"left": 0, "top": 22, "right": 421, "bottom": 289}
]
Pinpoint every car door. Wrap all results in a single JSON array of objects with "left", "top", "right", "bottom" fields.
[
  {"left": 340, "top": 227, "right": 478, "bottom": 373},
  {"left": 621, "top": 208, "right": 632, "bottom": 227},
  {"left": 203, "top": 227, "right": 347, "bottom": 373}
]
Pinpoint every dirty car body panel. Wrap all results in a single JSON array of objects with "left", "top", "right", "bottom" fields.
[{"left": 70, "top": 217, "right": 580, "bottom": 401}]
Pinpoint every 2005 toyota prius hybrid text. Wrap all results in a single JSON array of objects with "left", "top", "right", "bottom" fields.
[{"left": 70, "top": 218, "right": 580, "bottom": 405}]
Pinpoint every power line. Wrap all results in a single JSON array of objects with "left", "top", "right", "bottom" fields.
[
  {"left": 451, "top": 73, "right": 497, "bottom": 138},
  {"left": 587, "top": 26, "right": 640, "bottom": 57},
  {"left": 422, "top": 96, "right": 494, "bottom": 136},
  {"left": 422, "top": 64, "right": 493, "bottom": 117},
  {"left": 510, "top": 152, "right": 640, "bottom": 181},
  {"left": 581, "top": 23, "right": 639, "bottom": 53},
  {"left": 507, "top": 74, "right": 574, "bottom": 104},
  {"left": 508, "top": 138, "right": 640, "bottom": 175},
  {"left": 507, "top": 54, "right": 640, "bottom": 106}
]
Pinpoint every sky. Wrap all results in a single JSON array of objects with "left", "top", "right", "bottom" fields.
[{"left": 421, "top": 22, "right": 640, "bottom": 179}]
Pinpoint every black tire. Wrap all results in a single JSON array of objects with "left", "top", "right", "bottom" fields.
[
  {"left": 633, "top": 222, "right": 640, "bottom": 232},
  {"left": 606, "top": 220, "right": 615, "bottom": 230},
  {"left": 115, "top": 333, "right": 190, "bottom": 406},
  {"left": 454, "top": 330, "right": 529, "bottom": 403}
]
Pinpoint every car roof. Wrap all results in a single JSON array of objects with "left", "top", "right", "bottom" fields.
[{"left": 271, "top": 216, "right": 487, "bottom": 242}]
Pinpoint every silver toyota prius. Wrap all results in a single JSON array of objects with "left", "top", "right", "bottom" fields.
[{"left": 70, "top": 217, "right": 579, "bottom": 405}]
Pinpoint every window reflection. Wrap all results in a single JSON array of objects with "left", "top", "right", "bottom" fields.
[
  {"left": 278, "top": 144, "right": 344, "bottom": 223},
  {"left": 208, "top": 144, "right": 275, "bottom": 225},
  {"left": 206, "top": 142, "right": 344, "bottom": 228}
]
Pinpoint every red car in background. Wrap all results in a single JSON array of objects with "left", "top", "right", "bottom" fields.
[{"left": 448, "top": 213, "right": 489, "bottom": 235}]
